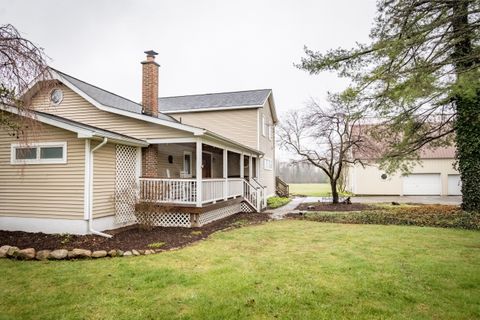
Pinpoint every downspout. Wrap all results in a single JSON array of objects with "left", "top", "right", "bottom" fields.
[{"left": 88, "top": 137, "right": 112, "bottom": 238}]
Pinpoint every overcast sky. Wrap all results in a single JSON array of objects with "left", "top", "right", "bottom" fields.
[{"left": 2, "top": 0, "right": 377, "bottom": 158}]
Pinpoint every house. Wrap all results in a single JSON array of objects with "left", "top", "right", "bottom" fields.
[
  {"left": 346, "top": 146, "right": 461, "bottom": 196},
  {"left": 0, "top": 50, "right": 278, "bottom": 235}
]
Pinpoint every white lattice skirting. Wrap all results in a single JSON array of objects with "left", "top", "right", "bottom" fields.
[
  {"left": 196, "top": 203, "right": 241, "bottom": 227},
  {"left": 240, "top": 202, "right": 255, "bottom": 213},
  {"left": 136, "top": 211, "right": 192, "bottom": 228}
]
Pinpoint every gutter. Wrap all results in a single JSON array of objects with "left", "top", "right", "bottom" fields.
[{"left": 87, "top": 137, "right": 112, "bottom": 238}]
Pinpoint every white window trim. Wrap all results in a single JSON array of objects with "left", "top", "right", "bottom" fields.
[
  {"left": 263, "top": 157, "right": 273, "bottom": 171},
  {"left": 262, "top": 114, "right": 266, "bottom": 137},
  {"left": 11, "top": 142, "right": 67, "bottom": 165},
  {"left": 183, "top": 151, "right": 192, "bottom": 175},
  {"left": 268, "top": 125, "right": 273, "bottom": 140}
]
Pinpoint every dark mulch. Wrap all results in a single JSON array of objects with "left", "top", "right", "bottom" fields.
[
  {"left": 296, "top": 202, "right": 378, "bottom": 212},
  {"left": 0, "top": 213, "right": 270, "bottom": 252}
]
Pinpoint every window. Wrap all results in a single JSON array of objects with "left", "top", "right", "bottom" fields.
[
  {"left": 11, "top": 142, "right": 67, "bottom": 164},
  {"left": 262, "top": 115, "right": 266, "bottom": 136},
  {"left": 263, "top": 158, "right": 273, "bottom": 171},
  {"left": 268, "top": 125, "right": 273, "bottom": 140},
  {"left": 183, "top": 151, "right": 192, "bottom": 175}
]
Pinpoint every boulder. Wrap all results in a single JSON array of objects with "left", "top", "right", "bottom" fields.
[
  {"left": 36, "top": 250, "right": 51, "bottom": 261},
  {"left": 69, "top": 249, "right": 92, "bottom": 259},
  {"left": 116, "top": 250, "right": 124, "bottom": 257},
  {"left": 144, "top": 250, "right": 152, "bottom": 255},
  {"left": 137, "top": 250, "right": 145, "bottom": 255},
  {"left": 91, "top": 250, "right": 107, "bottom": 258},
  {"left": 49, "top": 249, "right": 68, "bottom": 260},
  {"left": 123, "top": 251, "right": 132, "bottom": 256},
  {"left": 132, "top": 249, "right": 141, "bottom": 256},
  {"left": 108, "top": 249, "right": 117, "bottom": 257},
  {"left": 16, "top": 248, "right": 35, "bottom": 260},
  {"left": 6, "top": 246, "right": 19, "bottom": 257},
  {"left": 0, "top": 245, "right": 11, "bottom": 258}
]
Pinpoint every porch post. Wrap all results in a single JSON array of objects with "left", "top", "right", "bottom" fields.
[
  {"left": 248, "top": 155, "right": 253, "bottom": 182},
  {"left": 196, "top": 139, "right": 202, "bottom": 207},
  {"left": 240, "top": 153, "right": 244, "bottom": 178},
  {"left": 223, "top": 149, "right": 228, "bottom": 200}
]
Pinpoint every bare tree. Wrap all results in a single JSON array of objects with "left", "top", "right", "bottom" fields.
[
  {"left": 0, "top": 24, "right": 51, "bottom": 136},
  {"left": 278, "top": 94, "right": 371, "bottom": 203}
]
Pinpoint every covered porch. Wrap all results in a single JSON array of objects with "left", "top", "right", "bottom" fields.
[{"left": 139, "top": 138, "right": 265, "bottom": 212}]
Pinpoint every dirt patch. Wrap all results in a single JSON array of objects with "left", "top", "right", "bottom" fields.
[
  {"left": 296, "top": 202, "right": 378, "bottom": 212},
  {"left": 0, "top": 213, "right": 270, "bottom": 252}
]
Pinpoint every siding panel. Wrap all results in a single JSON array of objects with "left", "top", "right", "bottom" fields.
[{"left": 0, "top": 122, "right": 85, "bottom": 219}]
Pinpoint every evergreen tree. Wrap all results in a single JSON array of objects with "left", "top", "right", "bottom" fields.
[{"left": 298, "top": 0, "right": 480, "bottom": 210}]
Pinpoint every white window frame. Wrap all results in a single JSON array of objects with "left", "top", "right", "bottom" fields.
[
  {"left": 268, "top": 125, "right": 273, "bottom": 140},
  {"left": 262, "top": 114, "right": 266, "bottom": 137},
  {"left": 263, "top": 157, "right": 273, "bottom": 171},
  {"left": 183, "top": 151, "right": 192, "bottom": 175},
  {"left": 11, "top": 142, "right": 67, "bottom": 165}
]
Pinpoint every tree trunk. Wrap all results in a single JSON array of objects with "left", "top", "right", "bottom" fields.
[
  {"left": 451, "top": 1, "right": 480, "bottom": 211},
  {"left": 330, "top": 180, "right": 339, "bottom": 204},
  {"left": 456, "top": 91, "right": 480, "bottom": 211}
]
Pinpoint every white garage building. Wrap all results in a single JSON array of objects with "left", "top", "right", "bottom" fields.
[{"left": 347, "top": 147, "right": 461, "bottom": 196}]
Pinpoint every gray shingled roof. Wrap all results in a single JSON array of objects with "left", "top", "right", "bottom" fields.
[
  {"left": 158, "top": 89, "right": 271, "bottom": 112},
  {"left": 54, "top": 69, "right": 177, "bottom": 123}
]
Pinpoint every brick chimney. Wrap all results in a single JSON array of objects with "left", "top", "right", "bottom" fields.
[{"left": 141, "top": 50, "right": 159, "bottom": 117}]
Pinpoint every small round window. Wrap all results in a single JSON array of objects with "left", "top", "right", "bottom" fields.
[
  {"left": 381, "top": 173, "right": 388, "bottom": 180},
  {"left": 50, "top": 88, "right": 63, "bottom": 105}
]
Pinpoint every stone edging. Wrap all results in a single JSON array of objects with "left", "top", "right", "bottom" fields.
[{"left": 0, "top": 245, "right": 160, "bottom": 261}]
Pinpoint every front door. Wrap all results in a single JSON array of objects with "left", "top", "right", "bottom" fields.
[{"left": 202, "top": 152, "right": 212, "bottom": 178}]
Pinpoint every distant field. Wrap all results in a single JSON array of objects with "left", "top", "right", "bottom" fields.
[{"left": 289, "top": 183, "right": 331, "bottom": 196}]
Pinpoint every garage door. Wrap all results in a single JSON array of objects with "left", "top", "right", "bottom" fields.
[
  {"left": 448, "top": 174, "right": 462, "bottom": 195},
  {"left": 403, "top": 174, "right": 441, "bottom": 195}
]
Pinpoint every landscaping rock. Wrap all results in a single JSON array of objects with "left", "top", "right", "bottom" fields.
[
  {"left": 36, "top": 250, "right": 51, "bottom": 261},
  {"left": 138, "top": 250, "right": 145, "bottom": 255},
  {"left": 116, "top": 250, "right": 124, "bottom": 257},
  {"left": 132, "top": 249, "right": 141, "bottom": 256},
  {"left": 144, "top": 250, "right": 152, "bottom": 255},
  {"left": 91, "top": 250, "right": 107, "bottom": 258},
  {"left": 16, "top": 248, "right": 35, "bottom": 260},
  {"left": 0, "top": 245, "right": 11, "bottom": 258},
  {"left": 69, "top": 249, "right": 92, "bottom": 259},
  {"left": 108, "top": 249, "right": 117, "bottom": 257},
  {"left": 49, "top": 249, "right": 68, "bottom": 260},
  {"left": 123, "top": 251, "right": 132, "bottom": 256},
  {"left": 6, "top": 246, "right": 19, "bottom": 257}
]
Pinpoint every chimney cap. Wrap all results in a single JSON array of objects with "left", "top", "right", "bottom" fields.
[{"left": 144, "top": 50, "right": 158, "bottom": 57}]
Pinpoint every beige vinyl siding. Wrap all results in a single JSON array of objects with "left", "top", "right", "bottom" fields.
[
  {"left": 32, "top": 84, "right": 191, "bottom": 140},
  {"left": 258, "top": 99, "right": 276, "bottom": 196},
  {"left": 170, "top": 108, "right": 258, "bottom": 148},
  {"left": 155, "top": 143, "right": 224, "bottom": 178},
  {"left": 348, "top": 159, "right": 459, "bottom": 195},
  {"left": 0, "top": 122, "right": 85, "bottom": 219},
  {"left": 92, "top": 141, "right": 116, "bottom": 218}
]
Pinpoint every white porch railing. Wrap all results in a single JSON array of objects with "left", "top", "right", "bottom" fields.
[
  {"left": 139, "top": 177, "right": 265, "bottom": 211},
  {"left": 139, "top": 178, "right": 197, "bottom": 204},
  {"left": 202, "top": 179, "right": 225, "bottom": 203}
]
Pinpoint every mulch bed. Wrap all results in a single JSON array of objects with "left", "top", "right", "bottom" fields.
[
  {"left": 0, "top": 213, "right": 270, "bottom": 252},
  {"left": 296, "top": 202, "right": 378, "bottom": 212}
]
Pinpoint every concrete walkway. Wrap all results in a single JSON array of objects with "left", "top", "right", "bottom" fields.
[
  {"left": 267, "top": 195, "right": 462, "bottom": 220},
  {"left": 267, "top": 197, "right": 305, "bottom": 220},
  {"left": 301, "top": 195, "right": 462, "bottom": 205}
]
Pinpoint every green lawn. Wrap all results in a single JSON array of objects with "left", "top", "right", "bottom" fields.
[
  {"left": 1, "top": 221, "right": 479, "bottom": 319},
  {"left": 290, "top": 183, "right": 333, "bottom": 196}
]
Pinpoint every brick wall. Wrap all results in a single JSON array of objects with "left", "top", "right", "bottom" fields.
[{"left": 142, "top": 145, "right": 159, "bottom": 178}]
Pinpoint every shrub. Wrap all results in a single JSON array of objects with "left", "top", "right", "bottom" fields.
[
  {"left": 147, "top": 242, "right": 165, "bottom": 249},
  {"left": 296, "top": 205, "right": 480, "bottom": 230},
  {"left": 267, "top": 197, "right": 291, "bottom": 209}
]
